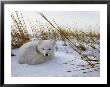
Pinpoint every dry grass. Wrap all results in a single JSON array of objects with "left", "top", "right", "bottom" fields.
[{"left": 11, "top": 11, "right": 30, "bottom": 48}]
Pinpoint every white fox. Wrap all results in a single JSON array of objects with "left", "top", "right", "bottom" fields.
[{"left": 18, "top": 39, "right": 56, "bottom": 64}]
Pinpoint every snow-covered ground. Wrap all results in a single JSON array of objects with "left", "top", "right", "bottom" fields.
[{"left": 11, "top": 41, "right": 100, "bottom": 77}]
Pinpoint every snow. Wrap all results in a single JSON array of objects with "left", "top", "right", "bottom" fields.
[{"left": 11, "top": 41, "right": 100, "bottom": 77}]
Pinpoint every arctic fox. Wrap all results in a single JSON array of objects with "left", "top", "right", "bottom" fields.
[{"left": 18, "top": 39, "right": 56, "bottom": 64}]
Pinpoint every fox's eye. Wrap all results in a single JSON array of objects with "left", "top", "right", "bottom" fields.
[
  {"left": 48, "top": 48, "right": 51, "bottom": 50},
  {"left": 42, "top": 48, "right": 45, "bottom": 50}
]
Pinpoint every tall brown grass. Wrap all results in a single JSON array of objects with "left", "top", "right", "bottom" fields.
[{"left": 11, "top": 11, "right": 30, "bottom": 48}]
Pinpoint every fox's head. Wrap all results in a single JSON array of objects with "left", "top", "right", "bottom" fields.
[{"left": 36, "top": 40, "right": 56, "bottom": 57}]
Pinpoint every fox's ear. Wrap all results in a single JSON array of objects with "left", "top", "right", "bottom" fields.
[
  {"left": 51, "top": 40, "right": 56, "bottom": 46},
  {"left": 38, "top": 40, "right": 42, "bottom": 45}
]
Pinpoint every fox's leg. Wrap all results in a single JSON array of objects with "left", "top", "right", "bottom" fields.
[{"left": 26, "top": 57, "right": 39, "bottom": 65}]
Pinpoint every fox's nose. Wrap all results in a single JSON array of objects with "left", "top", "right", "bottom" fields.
[{"left": 45, "top": 54, "right": 48, "bottom": 56}]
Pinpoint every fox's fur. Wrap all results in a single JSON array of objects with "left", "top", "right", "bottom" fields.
[{"left": 17, "top": 39, "right": 56, "bottom": 64}]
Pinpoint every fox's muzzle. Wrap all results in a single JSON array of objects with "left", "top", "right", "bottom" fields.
[{"left": 45, "top": 54, "right": 48, "bottom": 56}]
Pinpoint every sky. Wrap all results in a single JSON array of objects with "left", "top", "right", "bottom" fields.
[
  {"left": 43, "top": 11, "right": 99, "bottom": 26},
  {"left": 16, "top": 11, "right": 100, "bottom": 32}
]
